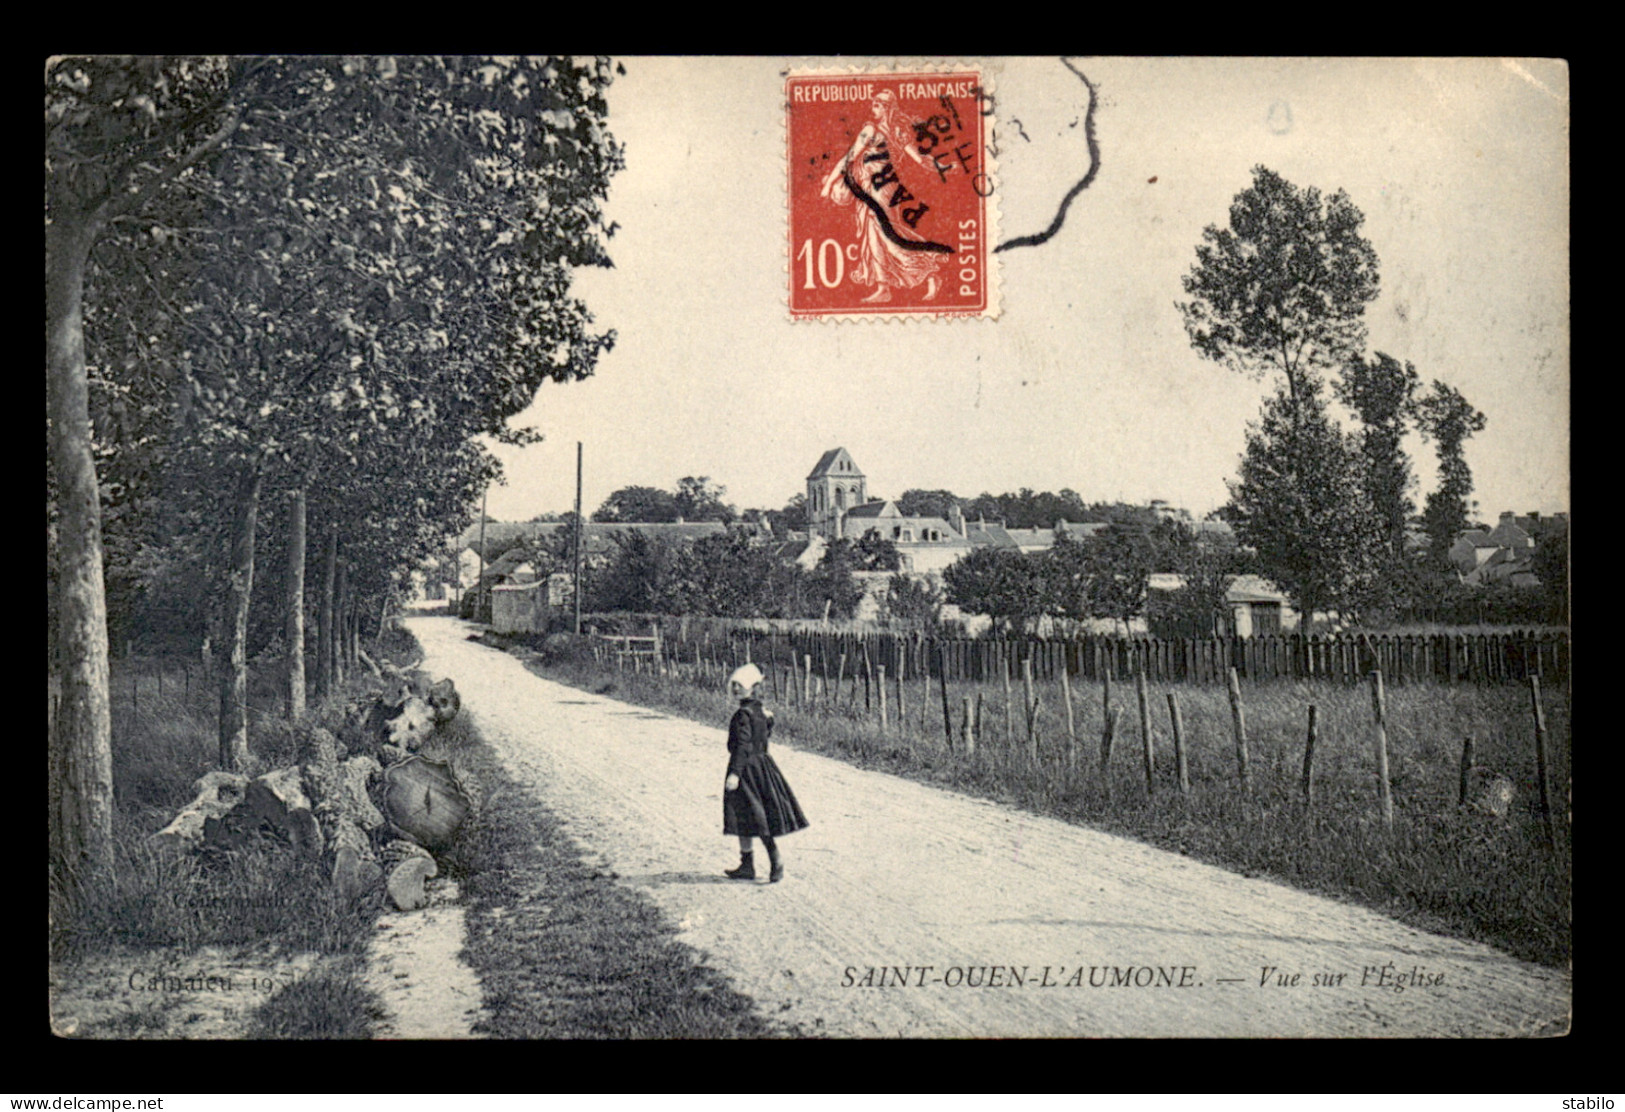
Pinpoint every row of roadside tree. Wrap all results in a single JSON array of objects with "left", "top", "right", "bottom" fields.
[{"left": 48, "top": 56, "right": 624, "bottom": 917}]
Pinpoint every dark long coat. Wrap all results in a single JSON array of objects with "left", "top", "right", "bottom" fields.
[{"left": 722, "top": 698, "right": 809, "bottom": 838}]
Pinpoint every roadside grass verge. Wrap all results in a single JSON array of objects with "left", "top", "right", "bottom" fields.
[
  {"left": 495, "top": 635, "right": 1571, "bottom": 969},
  {"left": 245, "top": 956, "right": 386, "bottom": 1039},
  {"left": 51, "top": 630, "right": 424, "bottom": 1038},
  {"left": 450, "top": 724, "right": 784, "bottom": 1038}
]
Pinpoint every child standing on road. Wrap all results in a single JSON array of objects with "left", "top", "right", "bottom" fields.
[{"left": 722, "top": 663, "right": 808, "bottom": 882}]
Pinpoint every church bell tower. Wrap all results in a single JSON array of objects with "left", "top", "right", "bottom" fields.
[{"left": 806, "top": 448, "right": 867, "bottom": 539}]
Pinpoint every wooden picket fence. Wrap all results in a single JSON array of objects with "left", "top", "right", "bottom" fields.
[{"left": 653, "top": 628, "right": 1569, "bottom": 688}]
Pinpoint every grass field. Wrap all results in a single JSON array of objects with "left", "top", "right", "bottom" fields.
[{"left": 507, "top": 635, "right": 1571, "bottom": 968}]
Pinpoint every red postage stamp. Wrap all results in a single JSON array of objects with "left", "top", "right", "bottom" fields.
[{"left": 787, "top": 68, "right": 997, "bottom": 320}]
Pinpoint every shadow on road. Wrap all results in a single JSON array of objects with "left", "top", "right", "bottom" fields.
[{"left": 625, "top": 871, "right": 749, "bottom": 887}]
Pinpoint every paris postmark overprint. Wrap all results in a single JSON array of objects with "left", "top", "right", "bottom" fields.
[{"left": 787, "top": 67, "right": 997, "bottom": 321}]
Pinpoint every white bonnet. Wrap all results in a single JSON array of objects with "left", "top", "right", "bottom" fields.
[{"left": 728, "top": 663, "right": 764, "bottom": 694}]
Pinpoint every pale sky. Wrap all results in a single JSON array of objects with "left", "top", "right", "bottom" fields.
[{"left": 482, "top": 57, "right": 1569, "bottom": 524}]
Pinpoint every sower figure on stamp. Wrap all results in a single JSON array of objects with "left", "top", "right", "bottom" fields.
[
  {"left": 819, "top": 89, "right": 944, "bottom": 304},
  {"left": 722, "top": 663, "right": 808, "bottom": 882}
]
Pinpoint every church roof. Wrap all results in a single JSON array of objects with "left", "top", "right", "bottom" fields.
[{"left": 807, "top": 447, "right": 863, "bottom": 480}]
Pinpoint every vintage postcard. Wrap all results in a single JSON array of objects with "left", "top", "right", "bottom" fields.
[{"left": 47, "top": 56, "right": 1569, "bottom": 1045}]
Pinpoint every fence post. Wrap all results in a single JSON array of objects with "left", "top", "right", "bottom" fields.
[
  {"left": 938, "top": 642, "right": 954, "bottom": 750},
  {"left": 1023, "top": 657, "right": 1037, "bottom": 764},
  {"left": 1369, "top": 670, "right": 1394, "bottom": 829},
  {"left": 1099, "top": 706, "right": 1121, "bottom": 790},
  {"left": 1168, "top": 691, "right": 1188, "bottom": 796},
  {"left": 974, "top": 692, "right": 985, "bottom": 746},
  {"left": 1226, "top": 667, "right": 1249, "bottom": 789},
  {"left": 1003, "top": 656, "right": 1014, "bottom": 746},
  {"left": 921, "top": 668, "right": 932, "bottom": 731},
  {"left": 1458, "top": 737, "right": 1474, "bottom": 807},
  {"left": 1530, "top": 676, "right": 1555, "bottom": 849},
  {"left": 803, "top": 654, "right": 812, "bottom": 704},
  {"left": 1136, "top": 665, "right": 1154, "bottom": 795},
  {"left": 961, "top": 695, "right": 974, "bottom": 759},
  {"left": 896, "top": 645, "right": 907, "bottom": 724},
  {"left": 1061, "top": 666, "right": 1077, "bottom": 774},
  {"left": 878, "top": 664, "right": 889, "bottom": 732},
  {"left": 1302, "top": 704, "right": 1318, "bottom": 808}
]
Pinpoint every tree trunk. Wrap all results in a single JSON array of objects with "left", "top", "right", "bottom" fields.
[
  {"left": 319, "top": 527, "right": 337, "bottom": 696},
  {"left": 47, "top": 206, "right": 115, "bottom": 905},
  {"left": 346, "top": 593, "right": 358, "bottom": 671},
  {"left": 334, "top": 560, "right": 348, "bottom": 687},
  {"left": 286, "top": 488, "right": 307, "bottom": 719},
  {"left": 218, "top": 464, "right": 263, "bottom": 771}
]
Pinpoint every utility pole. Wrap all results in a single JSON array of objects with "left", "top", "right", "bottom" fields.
[
  {"left": 476, "top": 484, "right": 488, "bottom": 619},
  {"left": 574, "top": 441, "right": 584, "bottom": 635}
]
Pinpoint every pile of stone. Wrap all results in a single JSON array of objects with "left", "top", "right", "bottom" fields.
[{"left": 152, "top": 669, "right": 469, "bottom": 913}]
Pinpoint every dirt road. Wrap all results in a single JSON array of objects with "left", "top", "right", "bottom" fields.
[{"left": 409, "top": 616, "right": 1569, "bottom": 1038}]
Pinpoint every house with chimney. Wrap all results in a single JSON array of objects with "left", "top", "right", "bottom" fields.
[{"left": 1449, "top": 510, "right": 1568, "bottom": 587}]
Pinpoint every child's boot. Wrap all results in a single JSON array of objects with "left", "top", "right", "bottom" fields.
[
  {"left": 725, "top": 852, "right": 755, "bottom": 880},
  {"left": 766, "top": 843, "right": 784, "bottom": 883}
]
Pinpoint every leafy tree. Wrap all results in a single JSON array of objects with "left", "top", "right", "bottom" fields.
[
  {"left": 957, "top": 488, "right": 1167, "bottom": 531},
  {"left": 1415, "top": 381, "right": 1488, "bottom": 568},
  {"left": 1144, "top": 521, "right": 1256, "bottom": 637},
  {"left": 850, "top": 532, "right": 901, "bottom": 571},
  {"left": 1179, "top": 165, "right": 1381, "bottom": 415},
  {"left": 593, "top": 477, "right": 737, "bottom": 524},
  {"left": 674, "top": 476, "right": 736, "bottom": 523},
  {"left": 1081, "top": 501, "right": 1157, "bottom": 527},
  {"left": 803, "top": 541, "right": 865, "bottom": 620},
  {"left": 594, "top": 531, "right": 683, "bottom": 613},
  {"left": 1336, "top": 352, "right": 1421, "bottom": 566},
  {"left": 942, "top": 546, "right": 1044, "bottom": 634},
  {"left": 881, "top": 574, "right": 943, "bottom": 627},
  {"left": 1226, "top": 387, "right": 1380, "bottom": 628},
  {"left": 1083, "top": 528, "right": 1156, "bottom": 632},
  {"left": 1530, "top": 530, "right": 1569, "bottom": 623},
  {"left": 744, "top": 494, "right": 808, "bottom": 536},
  {"left": 896, "top": 489, "right": 962, "bottom": 519},
  {"left": 1041, "top": 529, "right": 1154, "bottom": 635},
  {"left": 962, "top": 488, "right": 1095, "bottom": 529},
  {"left": 776, "top": 494, "right": 809, "bottom": 533},
  {"left": 48, "top": 56, "right": 254, "bottom": 899},
  {"left": 594, "top": 485, "right": 680, "bottom": 523}
]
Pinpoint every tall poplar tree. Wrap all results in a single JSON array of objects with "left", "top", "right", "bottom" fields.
[
  {"left": 1337, "top": 351, "right": 1421, "bottom": 565},
  {"left": 1179, "top": 165, "right": 1381, "bottom": 418},
  {"left": 1226, "top": 388, "right": 1380, "bottom": 628},
  {"left": 1415, "top": 381, "right": 1488, "bottom": 569}
]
